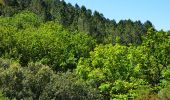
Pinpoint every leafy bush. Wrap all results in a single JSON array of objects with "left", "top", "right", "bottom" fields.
[
  {"left": 41, "top": 71, "right": 101, "bottom": 100},
  {"left": 0, "top": 58, "right": 101, "bottom": 100}
]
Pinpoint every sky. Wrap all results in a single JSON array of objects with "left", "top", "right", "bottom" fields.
[{"left": 64, "top": 0, "right": 170, "bottom": 31}]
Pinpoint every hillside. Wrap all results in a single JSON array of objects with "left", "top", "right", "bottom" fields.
[
  {"left": 0, "top": 0, "right": 170, "bottom": 100},
  {"left": 0, "top": 0, "right": 154, "bottom": 44}
]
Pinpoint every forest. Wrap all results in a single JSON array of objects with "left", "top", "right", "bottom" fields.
[{"left": 0, "top": 0, "right": 170, "bottom": 100}]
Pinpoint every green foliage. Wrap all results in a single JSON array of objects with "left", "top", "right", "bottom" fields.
[
  {"left": 0, "top": 91, "right": 9, "bottom": 100},
  {"left": 77, "top": 44, "right": 143, "bottom": 99},
  {"left": 0, "top": 12, "right": 96, "bottom": 70},
  {"left": 0, "top": 59, "right": 24, "bottom": 99},
  {"left": 11, "top": 11, "right": 41, "bottom": 29},
  {"left": 0, "top": 58, "right": 101, "bottom": 100},
  {"left": 0, "top": 0, "right": 150, "bottom": 44},
  {"left": 77, "top": 44, "right": 129, "bottom": 81},
  {"left": 135, "top": 29, "right": 169, "bottom": 86},
  {"left": 77, "top": 29, "right": 170, "bottom": 99},
  {"left": 43, "top": 71, "right": 101, "bottom": 100},
  {"left": 0, "top": 1, "right": 169, "bottom": 99}
]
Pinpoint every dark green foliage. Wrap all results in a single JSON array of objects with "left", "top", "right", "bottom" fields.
[
  {"left": 43, "top": 71, "right": 101, "bottom": 100},
  {"left": 0, "top": 0, "right": 152, "bottom": 44},
  {"left": 0, "top": 58, "right": 101, "bottom": 100}
]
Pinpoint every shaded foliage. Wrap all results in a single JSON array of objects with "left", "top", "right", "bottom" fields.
[{"left": 0, "top": 58, "right": 101, "bottom": 100}]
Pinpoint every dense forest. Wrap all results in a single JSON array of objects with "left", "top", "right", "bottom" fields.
[{"left": 0, "top": 0, "right": 170, "bottom": 100}]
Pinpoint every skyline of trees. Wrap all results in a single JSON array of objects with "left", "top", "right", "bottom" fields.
[{"left": 0, "top": 0, "right": 154, "bottom": 44}]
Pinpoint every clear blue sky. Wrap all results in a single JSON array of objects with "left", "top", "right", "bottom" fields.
[{"left": 65, "top": 0, "right": 170, "bottom": 31}]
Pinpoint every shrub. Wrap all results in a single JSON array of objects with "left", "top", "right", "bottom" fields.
[{"left": 0, "top": 58, "right": 101, "bottom": 100}]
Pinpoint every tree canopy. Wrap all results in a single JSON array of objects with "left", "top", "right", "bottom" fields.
[{"left": 0, "top": 0, "right": 170, "bottom": 100}]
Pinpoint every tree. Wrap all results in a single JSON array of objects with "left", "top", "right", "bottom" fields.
[
  {"left": 0, "top": 12, "right": 96, "bottom": 70},
  {"left": 139, "top": 28, "right": 170, "bottom": 86},
  {"left": 144, "top": 20, "right": 154, "bottom": 30},
  {"left": 77, "top": 44, "right": 144, "bottom": 99}
]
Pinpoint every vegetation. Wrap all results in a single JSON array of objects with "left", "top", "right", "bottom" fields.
[{"left": 0, "top": 0, "right": 170, "bottom": 100}]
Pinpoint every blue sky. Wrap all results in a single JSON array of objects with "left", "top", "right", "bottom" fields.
[{"left": 65, "top": 0, "right": 170, "bottom": 31}]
